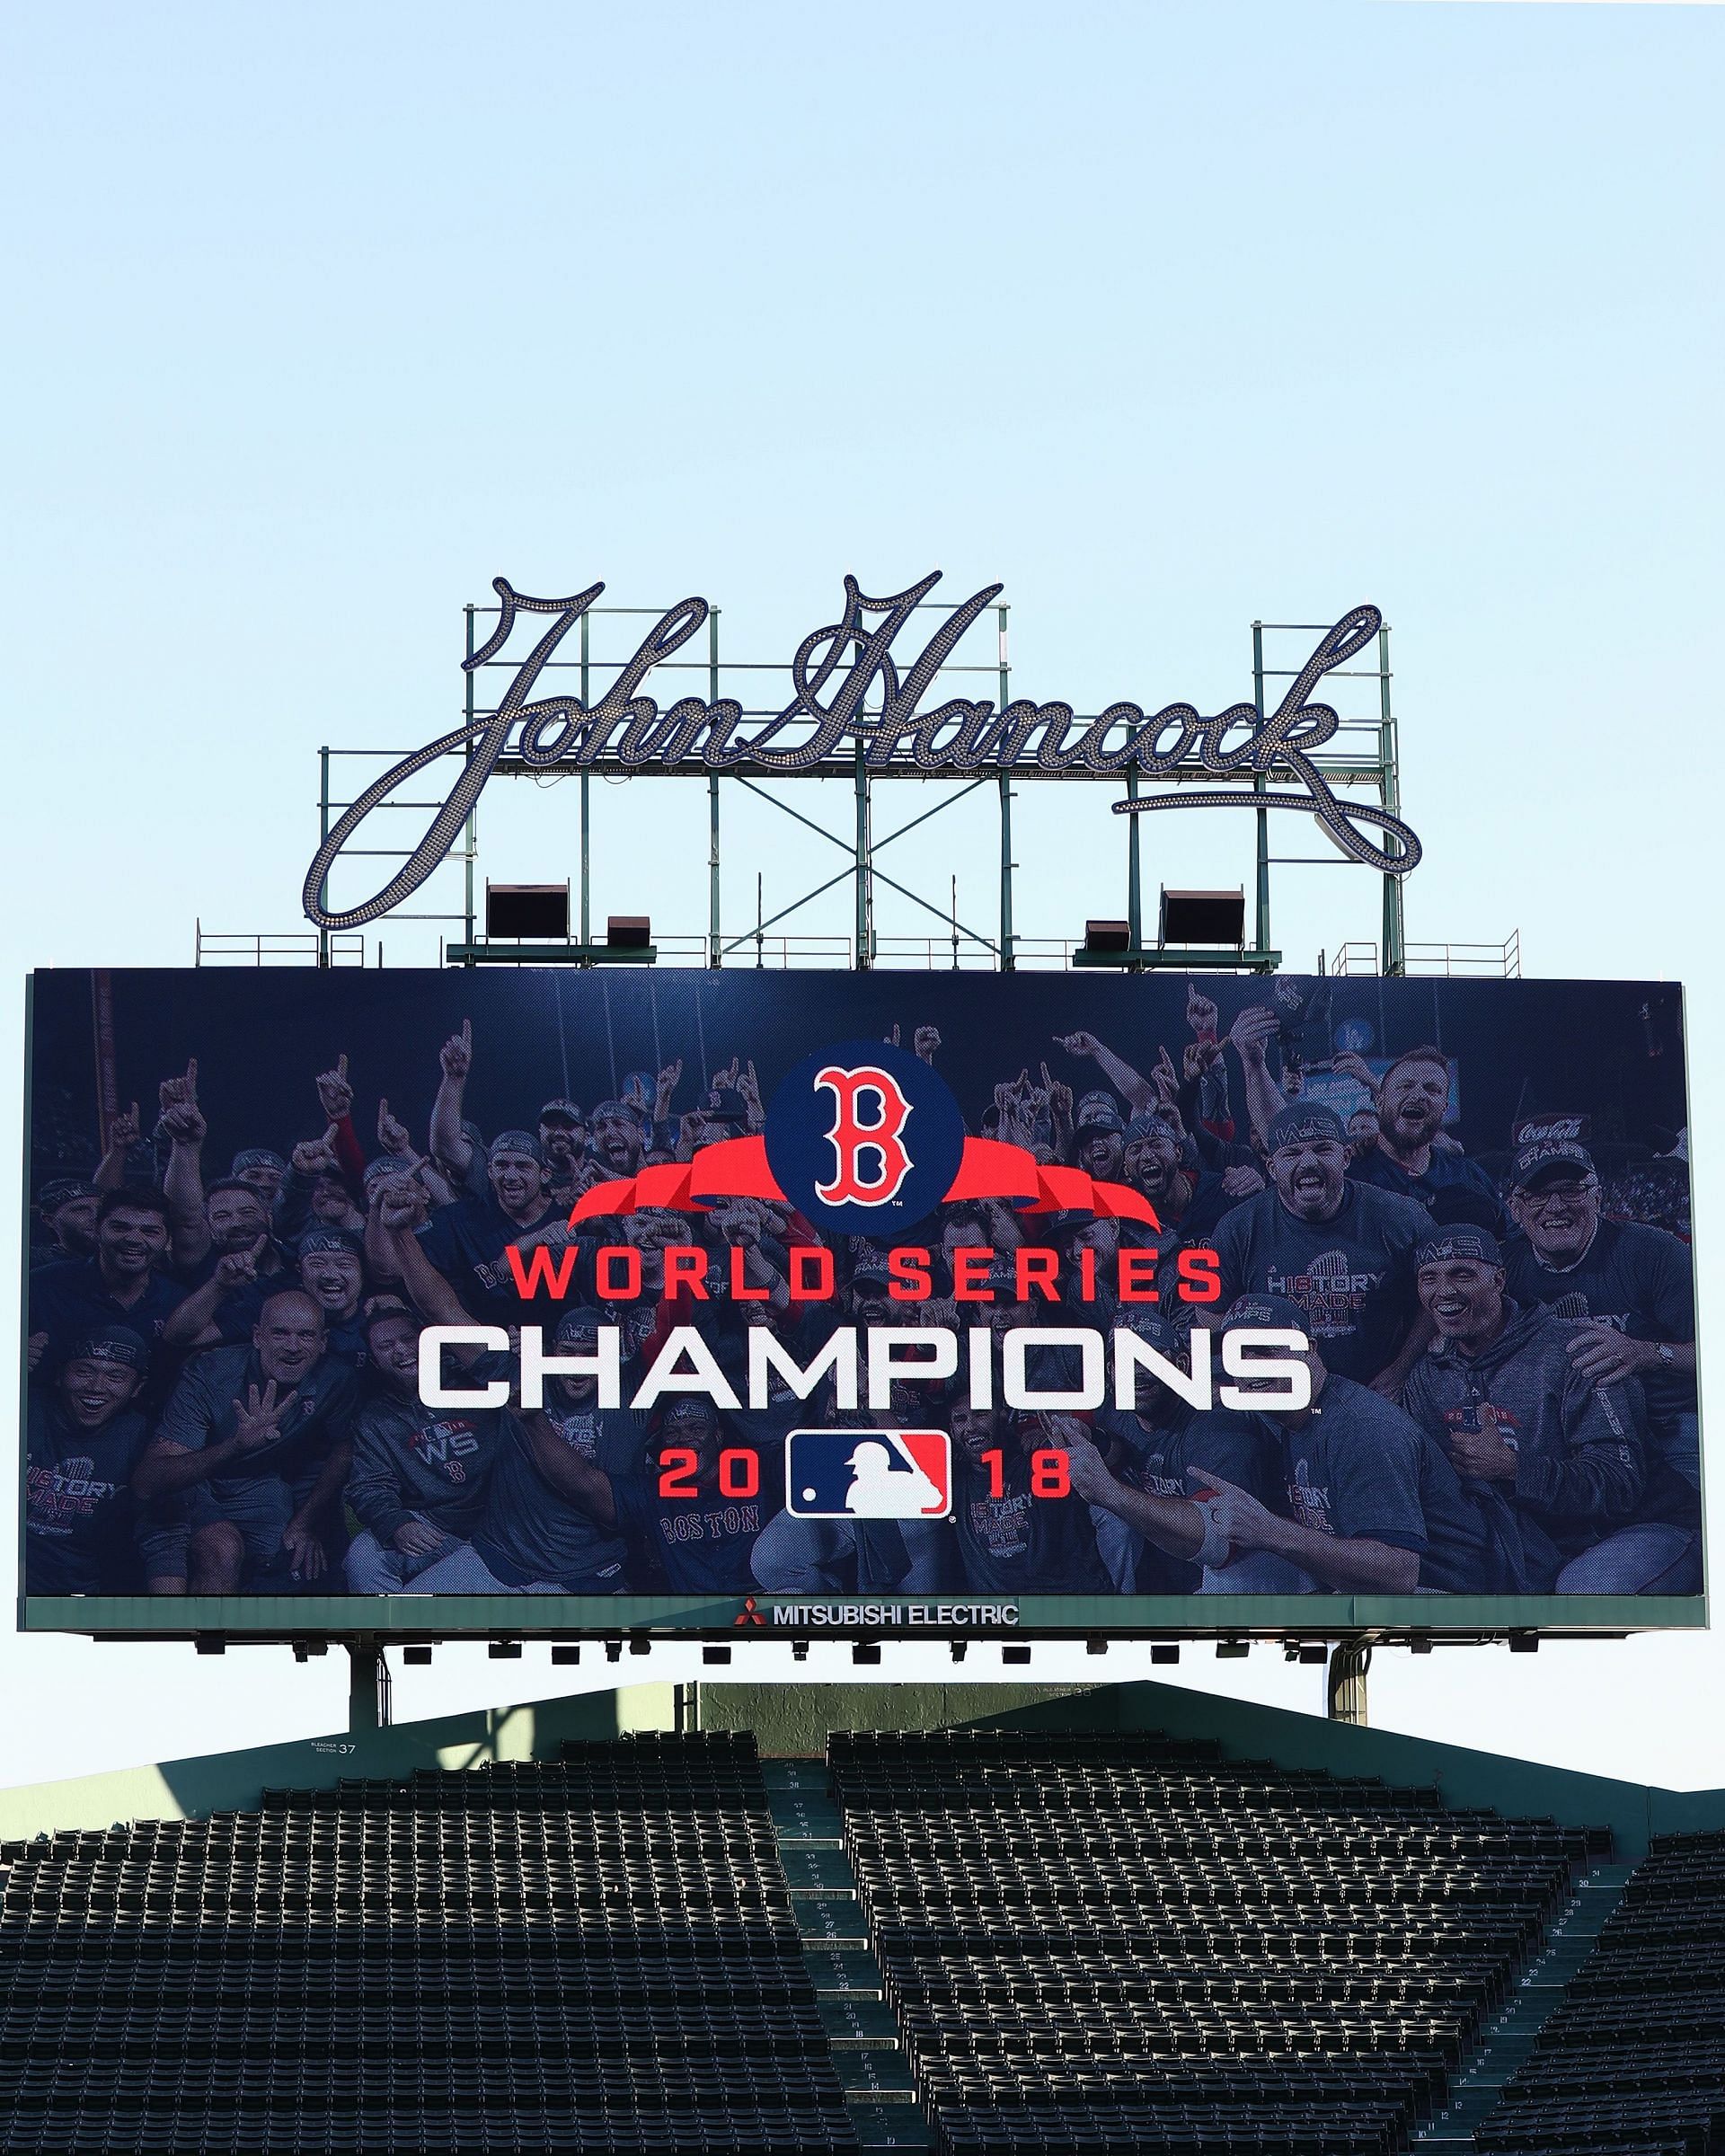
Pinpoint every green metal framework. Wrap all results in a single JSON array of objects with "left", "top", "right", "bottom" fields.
[
  {"left": 22, "top": 1593, "right": 1700, "bottom": 1644},
  {"left": 312, "top": 605, "right": 1409, "bottom": 974}
]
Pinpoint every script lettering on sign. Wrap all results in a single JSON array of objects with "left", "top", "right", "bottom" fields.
[{"left": 302, "top": 573, "right": 1421, "bottom": 932}]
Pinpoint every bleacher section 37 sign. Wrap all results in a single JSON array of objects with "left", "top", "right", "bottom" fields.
[{"left": 20, "top": 968, "right": 1703, "bottom": 1639}]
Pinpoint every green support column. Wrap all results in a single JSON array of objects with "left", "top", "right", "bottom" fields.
[
  {"left": 579, "top": 611, "right": 591, "bottom": 952},
  {"left": 1126, "top": 765, "right": 1143, "bottom": 962},
  {"left": 1251, "top": 622, "right": 1270, "bottom": 964},
  {"left": 1378, "top": 622, "right": 1405, "bottom": 976},
  {"left": 997, "top": 605, "right": 1014, "bottom": 971},
  {"left": 317, "top": 747, "right": 331, "bottom": 968},
  {"left": 998, "top": 777, "right": 1015, "bottom": 971},
  {"left": 854, "top": 749, "right": 873, "bottom": 968},
  {"left": 708, "top": 609, "right": 721, "bottom": 967},
  {"left": 462, "top": 605, "right": 477, "bottom": 959}
]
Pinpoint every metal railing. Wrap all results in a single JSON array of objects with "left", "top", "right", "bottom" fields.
[
  {"left": 195, "top": 924, "right": 367, "bottom": 968},
  {"left": 196, "top": 923, "right": 1522, "bottom": 977},
  {"left": 1331, "top": 932, "right": 1520, "bottom": 979}
]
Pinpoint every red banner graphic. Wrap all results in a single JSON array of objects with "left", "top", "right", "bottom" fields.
[{"left": 568, "top": 1134, "right": 1160, "bottom": 1228}]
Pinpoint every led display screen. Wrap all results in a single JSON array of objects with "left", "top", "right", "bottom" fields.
[{"left": 20, "top": 968, "right": 1702, "bottom": 1638}]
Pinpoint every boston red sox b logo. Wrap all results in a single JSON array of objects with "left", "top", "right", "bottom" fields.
[
  {"left": 765, "top": 1037, "right": 966, "bottom": 1233},
  {"left": 814, "top": 1064, "right": 913, "bottom": 1206}
]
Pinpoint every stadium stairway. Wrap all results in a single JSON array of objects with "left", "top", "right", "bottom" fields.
[
  {"left": 1411, "top": 1861, "right": 1633, "bottom": 2148},
  {"left": 765, "top": 1758, "right": 933, "bottom": 2152}
]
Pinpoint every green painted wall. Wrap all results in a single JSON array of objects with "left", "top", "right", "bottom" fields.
[
  {"left": 6, "top": 1675, "right": 1724, "bottom": 1865},
  {"left": 0, "top": 1683, "right": 678, "bottom": 1841},
  {"left": 695, "top": 1681, "right": 1100, "bottom": 1754},
  {"left": 697, "top": 1677, "right": 1725, "bottom": 1863}
]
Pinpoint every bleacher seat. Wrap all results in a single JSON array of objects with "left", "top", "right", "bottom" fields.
[
  {"left": 0, "top": 1732, "right": 857, "bottom": 2155},
  {"left": 829, "top": 1729, "right": 1590, "bottom": 2156},
  {"left": 1476, "top": 1827, "right": 1725, "bottom": 2156}
]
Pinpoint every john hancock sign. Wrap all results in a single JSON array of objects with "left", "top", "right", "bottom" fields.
[{"left": 302, "top": 572, "right": 1421, "bottom": 932}]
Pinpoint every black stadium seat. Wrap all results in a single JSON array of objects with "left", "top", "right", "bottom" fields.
[
  {"left": 1474, "top": 1828, "right": 1725, "bottom": 2155},
  {"left": 828, "top": 1728, "right": 1591, "bottom": 2156},
  {"left": 0, "top": 1733, "right": 858, "bottom": 2155}
]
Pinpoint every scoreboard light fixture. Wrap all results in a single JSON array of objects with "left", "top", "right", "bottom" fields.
[
  {"left": 603, "top": 1640, "right": 623, "bottom": 1663},
  {"left": 791, "top": 1641, "right": 810, "bottom": 1663},
  {"left": 1002, "top": 1644, "right": 1031, "bottom": 1666},
  {"left": 488, "top": 1640, "right": 522, "bottom": 1661},
  {"left": 1085, "top": 1638, "right": 1110, "bottom": 1657},
  {"left": 1159, "top": 887, "right": 1246, "bottom": 946},
  {"left": 852, "top": 1642, "right": 881, "bottom": 1666},
  {"left": 1509, "top": 1634, "right": 1541, "bottom": 1655},
  {"left": 1083, "top": 918, "right": 1131, "bottom": 955},
  {"left": 1151, "top": 1644, "right": 1180, "bottom": 1666},
  {"left": 702, "top": 1645, "right": 731, "bottom": 1666},
  {"left": 949, "top": 1641, "right": 969, "bottom": 1664},
  {"left": 195, "top": 1637, "right": 226, "bottom": 1657},
  {"left": 1297, "top": 1643, "right": 1328, "bottom": 1666},
  {"left": 607, "top": 914, "right": 652, "bottom": 950},
  {"left": 627, "top": 1634, "right": 652, "bottom": 1657},
  {"left": 1410, "top": 1638, "right": 1434, "bottom": 1656},
  {"left": 1216, "top": 1640, "right": 1249, "bottom": 1660},
  {"left": 402, "top": 1645, "right": 433, "bottom": 1666},
  {"left": 484, "top": 881, "right": 570, "bottom": 940},
  {"left": 551, "top": 1644, "right": 580, "bottom": 1666}
]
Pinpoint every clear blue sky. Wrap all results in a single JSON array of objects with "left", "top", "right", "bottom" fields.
[{"left": 4, "top": 2, "right": 1723, "bottom": 1788}]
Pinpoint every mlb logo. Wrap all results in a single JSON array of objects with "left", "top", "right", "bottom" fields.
[{"left": 785, "top": 1427, "right": 952, "bottom": 1521}]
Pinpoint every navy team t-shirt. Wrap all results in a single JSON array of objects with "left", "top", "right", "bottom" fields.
[{"left": 610, "top": 1469, "right": 765, "bottom": 1594}]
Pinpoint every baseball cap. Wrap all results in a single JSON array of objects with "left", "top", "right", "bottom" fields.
[
  {"left": 1225, "top": 1292, "right": 1308, "bottom": 1333},
  {"left": 1509, "top": 1139, "right": 1596, "bottom": 1191},
  {"left": 488, "top": 1129, "right": 545, "bottom": 1165},
  {"left": 539, "top": 1099, "right": 584, "bottom": 1127},
  {"left": 232, "top": 1149, "right": 287, "bottom": 1177},
  {"left": 1124, "top": 1113, "right": 1179, "bottom": 1147},
  {"left": 362, "top": 1155, "right": 404, "bottom": 1191},
  {"left": 703, "top": 1086, "right": 749, "bottom": 1127},
  {"left": 1115, "top": 1307, "right": 1181, "bottom": 1356},
  {"left": 364, "top": 1297, "right": 417, "bottom": 1335},
  {"left": 658, "top": 1395, "right": 719, "bottom": 1432},
  {"left": 1076, "top": 1091, "right": 1126, "bottom": 1131},
  {"left": 39, "top": 1177, "right": 96, "bottom": 1213},
  {"left": 206, "top": 1177, "right": 265, "bottom": 1205},
  {"left": 1266, "top": 1103, "right": 1347, "bottom": 1152},
  {"left": 1429, "top": 1184, "right": 1501, "bottom": 1232},
  {"left": 985, "top": 1256, "right": 1023, "bottom": 1301},
  {"left": 65, "top": 1324, "right": 149, "bottom": 1373},
  {"left": 850, "top": 1253, "right": 892, "bottom": 1290},
  {"left": 298, "top": 1227, "right": 363, "bottom": 1260},
  {"left": 553, "top": 1305, "right": 603, "bottom": 1348},
  {"left": 1416, "top": 1229, "right": 1504, "bottom": 1270}
]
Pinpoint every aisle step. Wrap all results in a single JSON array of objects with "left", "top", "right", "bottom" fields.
[
  {"left": 1414, "top": 1861, "right": 1634, "bottom": 2147},
  {"left": 768, "top": 1754, "right": 930, "bottom": 2146}
]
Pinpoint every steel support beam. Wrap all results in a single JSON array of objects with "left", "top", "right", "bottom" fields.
[
  {"left": 1378, "top": 622, "right": 1405, "bottom": 976},
  {"left": 348, "top": 1640, "right": 391, "bottom": 1733},
  {"left": 1251, "top": 622, "right": 1271, "bottom": 959},
  {"left": 1327, "top": 1639, "right": 1370, "bottom": 1726},
  {"left": 708, "top": 610, "right": 721, "bottom": 966}
]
